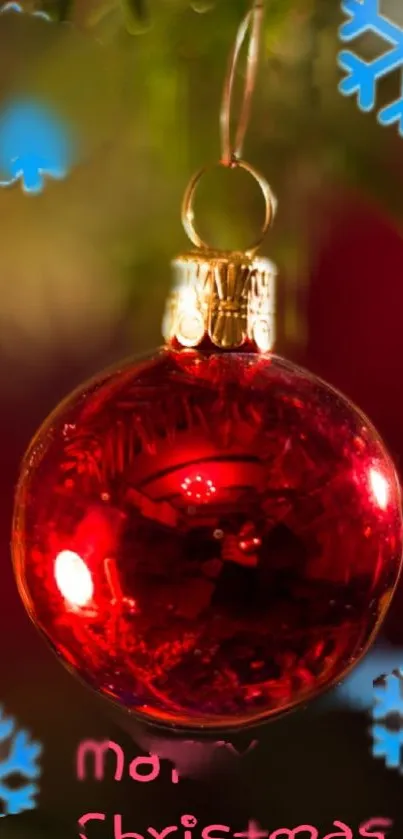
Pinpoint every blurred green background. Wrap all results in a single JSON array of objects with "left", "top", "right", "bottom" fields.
[{"left": 0, "top": 0, "right": 402, "bottom": 390}]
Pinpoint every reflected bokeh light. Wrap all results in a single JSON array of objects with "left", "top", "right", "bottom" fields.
[
  {"left": 55, "top": 549, "right": 94, "bottom": 608},
  {"left": 181, "top": 474, "right": 217, "bottom": 503},
  {"left": 369, "top": 467, "right": 389, "bottom": 511}
]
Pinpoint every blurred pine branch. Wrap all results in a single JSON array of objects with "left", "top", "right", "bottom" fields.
[{"left": 0, "top": 0, "right": 402, "bottom": 374}]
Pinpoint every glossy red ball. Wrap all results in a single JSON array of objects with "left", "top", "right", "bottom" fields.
[{"left": 12, "top": 350, "right": 403, "bottom": 730}]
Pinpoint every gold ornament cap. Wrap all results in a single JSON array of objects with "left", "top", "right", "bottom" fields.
[{"left": 163, "top": 250, "right": 276, "bottom": 353}]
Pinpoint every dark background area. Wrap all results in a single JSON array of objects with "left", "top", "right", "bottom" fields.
[{"left": 1, "top": 1, "right": 403, "bottom": 836}]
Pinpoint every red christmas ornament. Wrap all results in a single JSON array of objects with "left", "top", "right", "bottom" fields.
[
  {"left": 11, "top": 2, "right": 403, "bottom": 733},
  {"left": 12, "top": 333, "right": 403, "bottom": 730}
]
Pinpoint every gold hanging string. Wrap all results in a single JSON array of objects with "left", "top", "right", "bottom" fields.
[
  {"left": 220, "top": 0, "right": 265, "bottom": 167},
  {"left": 181, "top": 0, "right": 276, "bottom": 256}
]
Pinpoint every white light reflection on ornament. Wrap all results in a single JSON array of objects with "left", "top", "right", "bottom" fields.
[
  {"left": 176, "top": 286, "right": 205, "bottom": 347},
  {"left": 181, "top": 474, "right": 217, "bottom": 503},
  {"left": 369, "top": 467, "right": 389, "bottom": 511},
  {"left": 55, "top": 550, "right": 94, "bottom": 607}
]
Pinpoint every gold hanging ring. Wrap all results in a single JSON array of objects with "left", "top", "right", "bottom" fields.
[{"left": 181, "top": 157, "right": 276, "bottom": 256}]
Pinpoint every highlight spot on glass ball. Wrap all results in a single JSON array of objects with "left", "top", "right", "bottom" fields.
[
  {"left": 181, "top": 474, "right": 217, "bottom": 503},
  {"left": 55, "top": 550, "right": 94, "bottom": 608},
  {"left": 239, "top": 527, "right": 262, "bottom": 554},
  {"left": 369, "top": 467, "right": 389, "bottom": 511}
]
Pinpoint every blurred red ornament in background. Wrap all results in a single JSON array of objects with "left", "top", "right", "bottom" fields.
[{"left": 12, "top": 349, "right": 403, "bottom": 731}]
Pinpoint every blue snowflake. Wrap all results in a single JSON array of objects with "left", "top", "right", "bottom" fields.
[
  {"left": 369, "top": 671, "right": 403, "bottom": 771},
  {"left": 338, "top": 0, "right": 403, "bottom": 135},
  {"left": 372, "top": 724, "right": 403, "bottom": 770},
  {"left": 373, "top": 671, "right": 403, "bottom": 720},
  {"left": 0, "top": 99, "right": 75, "bottom": 193},
  {"left": 0, "top": 707, "right": 42, "bottom": 817}
]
